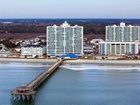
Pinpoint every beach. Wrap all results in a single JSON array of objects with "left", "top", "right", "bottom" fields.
[
  {"left": 0, "top": 58, "right": 140, "bottom": 65},
  {"left": 63, "top": 59, "right": 140, "bottom": 64}
]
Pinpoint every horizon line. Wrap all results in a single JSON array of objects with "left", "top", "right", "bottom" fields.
[{"left": 0, "top": 18, "right": 140, "bottom": 20}]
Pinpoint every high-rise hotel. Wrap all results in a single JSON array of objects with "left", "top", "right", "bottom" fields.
[
  {"left": 47, "top": 22, "right": 83, "bottom": 56},
  {"left": 99, "top": 22, "right": 140, "bottom": 56}
]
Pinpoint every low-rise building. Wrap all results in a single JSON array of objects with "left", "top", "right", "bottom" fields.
[
  {"left": 83, "top": 46, "right": 93, "bottom": 54},
  {"left": 0, "top": 44, "right": 10, "bottom": 57},
  {"left": 21, "top": 45, "right": 46, "bottom": 58}
]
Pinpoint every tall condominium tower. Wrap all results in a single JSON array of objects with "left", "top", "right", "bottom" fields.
[
  {"left": 47, "top": 21, "right": 83, "bottom": 56},
  {"left": 106, "top": 22, "right": 140, "bottom": 42},
  {"left": 99, "top": 22, "right": 140, "bottom": 56}
]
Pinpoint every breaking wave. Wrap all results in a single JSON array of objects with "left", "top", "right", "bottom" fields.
[
  {"left": 60, "top": 64, "right": 140, "bottom": 71},
  {"left": 0, "top": 62, "right": 50, "bottom": 68}
]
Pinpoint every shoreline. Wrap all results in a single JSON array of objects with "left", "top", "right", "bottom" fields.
[
  {"left": 63, "top": 59, "right": 140, "bottom": 64},
  {"left": 0, "top": 58, "right": 139, "bottom": 64}
]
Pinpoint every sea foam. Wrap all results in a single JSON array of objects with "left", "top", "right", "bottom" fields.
[{"left": 60, "top": 64, "right": 140, "bottom": 71}]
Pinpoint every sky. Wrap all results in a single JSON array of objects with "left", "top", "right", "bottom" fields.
[{"left": 0, "top": 0, "right": 140, "bottom": 18}]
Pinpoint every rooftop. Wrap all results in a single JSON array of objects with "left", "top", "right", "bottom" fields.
[
  {"left": 50, "top": 21, "right": 82, "bottom": 28},
  {"left": 108, "top": 22, "right": 138, "bottom": 27}
]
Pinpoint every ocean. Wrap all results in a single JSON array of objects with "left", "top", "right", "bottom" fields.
[{"left": 1, "top": 62, "right": 140, "bottom": 105}]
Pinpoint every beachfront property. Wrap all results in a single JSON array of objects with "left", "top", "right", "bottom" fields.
[
  {"left": 99, "top": 41, "right": 140, "bottom": 55},
  {"left": 99, "top": 22, "right": 140, "bottom": 56},
  {"left": 21, "top": 45, "right": 46, "bottom": 58},
  {"left": 106, "top": 22, "right": 140, "bottom": 42},
  {"left": 46, "top": 21, "right": 84, "bottom": 56}
]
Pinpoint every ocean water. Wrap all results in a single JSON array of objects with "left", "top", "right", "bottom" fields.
[{"left": 1, "top": 63, "right": 140, "bottom": 105}]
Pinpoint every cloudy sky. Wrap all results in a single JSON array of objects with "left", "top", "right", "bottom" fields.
[{"left": 0, "top": 0, "right": 140, "bottom": 18}]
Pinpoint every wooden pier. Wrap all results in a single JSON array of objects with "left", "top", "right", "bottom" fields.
[{"left": 11, "top": 59, "right": 63, "bottom": 101}]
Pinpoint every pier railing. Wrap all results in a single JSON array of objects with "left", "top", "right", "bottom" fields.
[{"left": 11, "top": 59, "right": 63, "bottom": 101}]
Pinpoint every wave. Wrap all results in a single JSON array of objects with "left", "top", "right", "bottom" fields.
[
  {"left": 0, "top": 63, "right": 50, "bottom": 68},
  {"left": 60, "top": 64, "right": 140, "bottom": 71}
]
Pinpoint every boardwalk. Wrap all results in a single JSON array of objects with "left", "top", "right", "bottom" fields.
[{"left": 11, "top": 59, "right": 63, "bottom": 101}]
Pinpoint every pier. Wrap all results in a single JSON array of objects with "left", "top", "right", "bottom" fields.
[{"left": 11, "top": 59, "right": 63, "bottom": 101}]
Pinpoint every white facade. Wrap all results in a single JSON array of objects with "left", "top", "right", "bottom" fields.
[
  {"left": 106, "top": 22, "right": 140, "bottom": 42},
  {"left": 47, "top": 21, "right": 83, "bottom": 56},
  {"left": 99, "top": 42, "right": 138, "bottom": 55},
  {"left": 21, "top": 46, "right": 46, "bottom": 58},
  {"left": 99, "top": 22, "right": 140, "bottom": 56}
]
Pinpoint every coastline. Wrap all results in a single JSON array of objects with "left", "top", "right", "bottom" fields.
[
  {"left": 0, "top": 58, "right": 139, "bottom": 64},
  {"left": 63, "top": 59, "right": 140, "bottom": 64}
]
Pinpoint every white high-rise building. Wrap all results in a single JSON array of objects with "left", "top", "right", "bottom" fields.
[
  {"left": 47, "top": 22, "right": 84, "bottom": 56},
  {"left": 99, "top": 22, "right": 140, "bottom": 56},
  {"left": 106, "top": 22, "right": 140, "bottom": 42}
]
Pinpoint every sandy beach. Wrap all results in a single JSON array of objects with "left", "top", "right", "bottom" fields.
[
  {"left": 63, "top": 59, "right": 140, "bottom": 64},
  {"left": 0, "top": 58, "right": 140, "bottom": 65}
]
